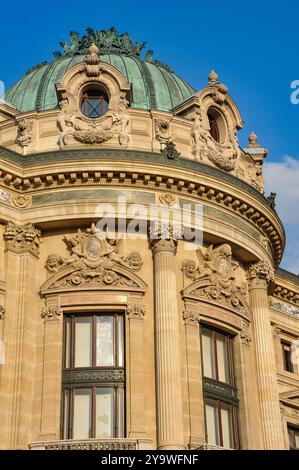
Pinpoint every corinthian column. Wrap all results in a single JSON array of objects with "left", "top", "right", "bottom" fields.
[
  {"left": 247, "top": 260, "right": 284, "bottom": 449},
  {"left": 150, "top": 223, "right": 184, "bottom": 450},
  {"left": 0, "top": 222, "right": 41, "bottom": 449}
]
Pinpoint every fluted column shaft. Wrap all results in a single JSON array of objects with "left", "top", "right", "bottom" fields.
[
  {"left": 151, "top": 238, "right": 184, "bottom": 450},
  {"left": 248, "top": 261, "right": 285, "bottom": 449}
]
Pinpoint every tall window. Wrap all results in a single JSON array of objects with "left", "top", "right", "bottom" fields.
[
  {"left": 281, "top": 341, "right": 294, "bottom": 373},
  {"left": 61, "top": 313, "right": 125, "bottom": 440},
  {"left": 288, "top": 426, "right": 299, "bottom": 450},
  {"left": 81, "top": 89, "right": 109, "bottom": 118},
  {"left": 201, "top": 326, "right": 239, "bottom": 449}
]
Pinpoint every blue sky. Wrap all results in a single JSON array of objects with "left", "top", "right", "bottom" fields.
[{"left": 0, "top": 0, "right": 298, "bottom": 272}]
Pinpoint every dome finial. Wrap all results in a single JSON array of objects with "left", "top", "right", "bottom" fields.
[
  {"left": 208, "top": 70, "right": 219, "bottom": 85},
  {"left": 88, "top": 43, "right": 99, "bottom": 56},
  {"left": 248, "top": 131, "right": 258, "bottom": 147}
]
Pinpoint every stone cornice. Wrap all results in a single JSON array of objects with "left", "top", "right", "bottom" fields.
[{"left": 0, "top": 147, "right": 285, "bottom": 265}]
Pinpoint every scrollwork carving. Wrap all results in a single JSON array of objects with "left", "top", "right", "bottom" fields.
[
  {"left": 44, "top": 224, "right": 144, "bottom": 291},
  {"left": 182, "top": 244, "right": 247, "bottom": 313},
  {"left": 15, "top": 118, "right": 33, "bottom": 152},
  {"left": 183, "top": 310, "right": 200, "bottom": 326}
]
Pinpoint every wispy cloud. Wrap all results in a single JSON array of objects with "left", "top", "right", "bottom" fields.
[{"left": 264, "top": 156, "right": 299, "bottom": 273}]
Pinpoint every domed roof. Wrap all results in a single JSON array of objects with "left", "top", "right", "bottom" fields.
[{"left": 5, "top": 28, "right": 196, "bottom": 114}]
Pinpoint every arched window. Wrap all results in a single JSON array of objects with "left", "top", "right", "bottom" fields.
[{"left": 81, "top": 89, "right": 109, "bottom": 118}]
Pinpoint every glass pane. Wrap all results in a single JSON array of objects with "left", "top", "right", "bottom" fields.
[
  {"left": 65, "top": 317, "right": 71, "bottom": 369},
  {"left": 63, "top": 389, "right": 70, "bottom": 439},
  {"left": 118, "top": 316, "right": 124, "bottom": 367},
  {"left": 73, "top": 389, "right": 92, "bottom": 439},
  {"left": 201, "top": 330, "right": 215, "bottom": 379},
  {"left": 118, "top": 387, "right": 124, "bottom": 438},
  {"left": 221, "top": 403, "right": 233, "bottom": 449},
  {"left": 96, "top": 316, "right": 114, "bottom": 366},
  {"left": 96, "top": 388, "right": 114, "bottom": 438},
  {"left": 205, "top": 400, "right": 219, "bottom": 446},
  {"left": 75, "top": 317, "right": 92, "bottom": 367},
  {"left": 216, "top": 335, "right": 229, "bottom": 383}
]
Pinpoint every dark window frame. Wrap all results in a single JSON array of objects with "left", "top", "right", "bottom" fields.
[
  {"left": 81, "top": 89, "right": 109, "bottom": 118},
  {"left": 201, "top": 325, "right": 239, "bottom": 449},
  {"left": 281, "top": 341, "right": 294, "bottom": 373},
  {"left": 288, "top": 425, "right": 299, "bottom": 450},
  {"left": 208, "top": 111, "right": 220, "bottom": 143},
  {"left": 61, "top": 311, "right": 125, "bottom": 440}
]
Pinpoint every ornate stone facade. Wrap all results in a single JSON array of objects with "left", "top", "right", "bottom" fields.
[{"left": 0, "top": 26, "right": 298, "bottom": 452}]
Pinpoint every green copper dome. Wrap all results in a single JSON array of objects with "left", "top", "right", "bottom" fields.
[{"left": 5, "top": 54, "right": 196, "bottom": 113}]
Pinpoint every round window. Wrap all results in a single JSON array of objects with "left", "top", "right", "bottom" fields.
[
  {"left": 80, "top": 88, "right": 109, "bottom": 118},
  {"left": 207, "top": 108, "right": 226, "bottom": 144}
]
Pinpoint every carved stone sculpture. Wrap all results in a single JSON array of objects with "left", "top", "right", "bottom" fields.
[
  {"left": 154, "top": 118, "right": 170, "bottom": 144},
  {"left": 3, "top": 222, "right": 41, "bottom": 257},
  {"left": 57, "top": 88, "right": 129, "bottom": 148},
  {"left": 16, "top": 118, "right": 33, "bottom": 154},
  {"left": 44, "top": 224, "right": 143, "bottom": 290},
  {"left": 182, "top": 244, "right": 247, "bottom": 312}
]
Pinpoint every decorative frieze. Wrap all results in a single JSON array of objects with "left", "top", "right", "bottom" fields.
[
  {"left": 271, "top": 299, "right": 299, "bottom": 318},
  {"left": 41, "top": 306, "right": 63, "bottom": 321},
  {"left": 0, "top": 155, "right": 283, "bottom": 264},
  {"left": 3, "top": 222, "right": 41, "bottom": 257},
  {"left": 62, "top": 368, "right": 124, "bottom": 385},
  {"left": 126, "top": 304, "right": 146, "bottom": 320}
]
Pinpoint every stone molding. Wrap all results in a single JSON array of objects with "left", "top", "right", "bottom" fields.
[
  {"left": 0, "top": 149, "right": 284, "bottom": 264},
  {"left": 3, "top": 221, "right": 41, "bottom": 257}
]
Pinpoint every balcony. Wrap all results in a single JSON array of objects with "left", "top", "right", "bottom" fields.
[{"left": 29, "top": 438, "right": 153, "bottom": 450}]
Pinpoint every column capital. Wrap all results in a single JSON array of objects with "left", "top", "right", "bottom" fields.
[
  {"left": 246, "top": 259, "right": 274, "bottom": 288},
  {"left": 126, "top": 303, "right": 146, "bottom": 320},
  {"left": 3, "top": 221, "right": 41, "bottom": 258},
  {"left": 149, "top": 222, "right": 182, "bottom": 255},
  {"left": 41, "top": 306, "right": 62, "bottom": 322},
  {"left": 183, "top": 310, "right": 200, "bottom": 326}
]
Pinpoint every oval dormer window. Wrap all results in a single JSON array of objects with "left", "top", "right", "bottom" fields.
[
  {"left": 207, "top": 108, "right": 226, "bottom": 144},
  {"left": 80, "top": 88, "right": 109, "bottom": 118}
]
